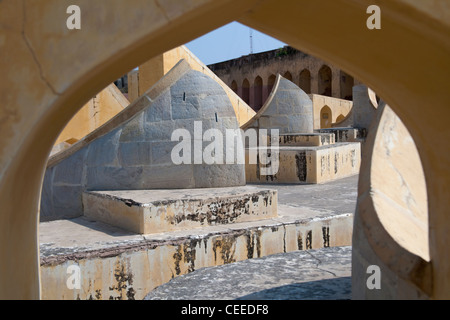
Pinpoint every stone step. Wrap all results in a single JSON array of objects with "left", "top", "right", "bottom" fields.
[{"left": 82, "top": 186, "right": 278, "bottom": 234}]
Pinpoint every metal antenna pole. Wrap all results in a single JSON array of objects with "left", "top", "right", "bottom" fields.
[{"left": 249, "top": 28, "right": 253, "bottom": 54}]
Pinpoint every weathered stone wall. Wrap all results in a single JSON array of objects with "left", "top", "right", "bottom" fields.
[
  {"left": 309, "top": 94, "right": 353, "bottom": 129},
  {"left": 41, "top": 61, "right": 245, "bottom": 221},
  {"left": 246, "top": 143, "right": 361, "bottom": 184},
  {"left": 208, "top": 46, "right": 362, "bottom": 111},
  {"left": 1, "top": 0, "right": 448, "bottom": 300},
  {"left": 83, "top": 187, "right": 278, "bottom": 234},
  {"left": 39, "top": 212, "right": 353, "bottom": 300}
]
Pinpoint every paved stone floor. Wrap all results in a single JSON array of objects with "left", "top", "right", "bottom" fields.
[
  {"left": 40, "top": 175, "right": 359, "bottom": 252},
  {"left": 39, "top": 175, "right": 358, "bottom": 300},
  {"left": 145, "top": 246, "right": 352, "bottom": 300},
  {"left": 254, "top": 175, "right": 358, "bottom": 216}
]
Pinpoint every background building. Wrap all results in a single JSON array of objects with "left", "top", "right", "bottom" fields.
[{"left": 208, "top": 46, "right": 362, "bottom": 111}]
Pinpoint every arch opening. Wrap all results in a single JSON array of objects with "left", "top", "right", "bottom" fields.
[
  {"left": 340, "top": 71, "right": 354, "bottom": 100},
  {"left": 267, "top": 74, "right": 276, "bottom": 96},
  {"left": 242, "top": 78, "right": 250, "bottom": 105},
  {"left": 299, "top": 69, "right": 311, "bottom": 94},
  {"left": 1, "top": 0, "right": 446, "bottom": 300},
  {"left": 335, "top": 114, "right": 345, "bottom": 123},
  {"left": 320, "top": 105, "right": 332, "bottom": 128},
  {"left": 319, "top": 65, "right": 332, "bottom": 97},
  {"left": 253, "top": 76, "right": 263, "bottom": 111},
  {"left": 283, "top": 71, "right": 293, "bottom": 81},
  {"left": 231, "top": 80, "right": 238, "bottom": 93}
]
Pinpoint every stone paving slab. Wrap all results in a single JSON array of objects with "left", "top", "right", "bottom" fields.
[
  {"left": 254, "top": 175, "right": 358, "bottom": 215},
  {"left": 145, "top": 246, "right": 352, "bottom": 300}
]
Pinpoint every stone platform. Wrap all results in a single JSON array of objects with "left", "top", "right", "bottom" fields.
[
  {"left": 39, "top": 176, "right": 358, "bottom": 300},
  {"left": 83, "top": 186, "right": 277, "bottom": 234},
  {"left": 246, "top": 142, "right": 361, "bottom": 184}
]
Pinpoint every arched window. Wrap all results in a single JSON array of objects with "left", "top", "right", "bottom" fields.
[
  {"left": 283, "top": 71, "right": 292, "bottom": 81},
  {"left": 299, "top": 69, "right": 311, "bottom": 94},
  {"left": 319, "top": 65, "right": 332, "bottom": 97},
  {"left": 336, "top": 114, "right": 345, "bottom": 123},
  {"left": 267, "top": 74, "right": 276, "bottom": 95},
  {"left": 230, "top": 80, "right": 238, "bottom": 93},
  {"left": 320, "top": 105, "right": 332, "bottom": 128},
  {"left": 340, "top": 71, "right": 354, "bottom": 100},
  {"left": 253, "top": 76, "right": 263, "bottom": 110},
  {"left": 242, "top": 78, "right": 250, "bottom": 105}
]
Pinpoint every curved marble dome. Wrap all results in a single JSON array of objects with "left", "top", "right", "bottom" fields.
[{"left": 242, "top": 74, "right": 314, "bottom": 134}]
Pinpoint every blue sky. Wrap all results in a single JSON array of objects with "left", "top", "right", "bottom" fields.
[{"left": 185, "top": 22, "right": 286, "bottom": 65}]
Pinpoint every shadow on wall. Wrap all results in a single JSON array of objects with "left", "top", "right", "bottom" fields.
[
  {"left": 333, "top": 85, "right": 378, "bottom": 129},
  {"left": 352, "top": 102, "right": 430, "bottom": 299}
]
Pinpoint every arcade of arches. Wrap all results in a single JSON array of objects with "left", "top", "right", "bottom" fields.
[
  {"left": 0, "top": 0, "right": 449, "bottom": 300},
  {"left": 209, "top": 46, "right": 359, "bottom": 111}
]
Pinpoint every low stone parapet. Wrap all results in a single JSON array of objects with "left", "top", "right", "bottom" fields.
[
  {"left": 246, "top": 142, "right": 361, "bottom": 184},
  {"left": 277, "top": 133, "right": 335, "bottom": 147}
]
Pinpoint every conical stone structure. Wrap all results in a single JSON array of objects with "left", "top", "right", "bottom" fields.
[{"left": 41, "top": 60, "right": 245, "bottom": 221}]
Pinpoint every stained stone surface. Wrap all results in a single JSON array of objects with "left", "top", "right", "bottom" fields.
[
  {"left": 39, "top": 175, "right": 357, "bottom": 300},
  {"left": 41, "top": 62, "right": 245, "bottom": 221},
  {"left": 145, "top": 246, "right": 352, "bottom": 300},
  {"left": 82, "top": 186, "right": 278, "bottom": 234}
]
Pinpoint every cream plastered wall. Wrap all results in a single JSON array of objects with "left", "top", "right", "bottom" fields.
[
  {"left": 0, "top": 0, "right": 449, "bottom": 299},
  {"left": 309, "top": 94, "right": 353, "bottom": 129},
  {"left": 210, "top": 49, "right": 363, "bottom": 108},
  {"left": 127, "top": 70, "right": 139, "bottom": 103},
  {"left": 129, "top": 45, "right": 256, "bottom": 125},
  {"left": 39, "top": 213, "right": 352, "bottom": 300},
  {"left": 352, "top": 102, "right": 431, "bottom": 299},
  {"left": 54, "top": 83, "right": 129, "bottom": 146}
]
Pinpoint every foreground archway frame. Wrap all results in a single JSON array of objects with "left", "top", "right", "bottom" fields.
[{"left": 0, "top": 0, "right": 448, "bottom": 299}]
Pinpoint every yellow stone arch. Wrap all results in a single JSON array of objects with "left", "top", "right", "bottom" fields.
[
  {"left": 320, "top": 105, "right": 333, "bottom": 128},
  {"left": 0, "top": 0, "right": 449, "bottom": 299}
]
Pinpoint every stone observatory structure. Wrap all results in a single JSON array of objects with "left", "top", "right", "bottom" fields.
[
  {"left": 243, "top": 75, "right": 361, "bottom": 184},
  {"left": 316, "top": 85, "right": 379, "bottom": 144},
  {"left": 242, "top": 75, "right": 314, "bottom": 134},
  {"left": 40, "top": 60, "right": 247, "bottom": 222},
  {"left": 335, "top": 85, "right": 379, "bottom": 130}
]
